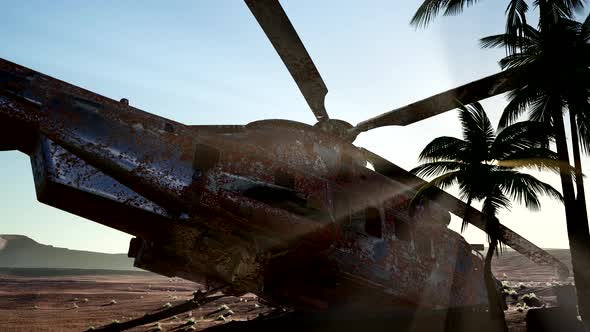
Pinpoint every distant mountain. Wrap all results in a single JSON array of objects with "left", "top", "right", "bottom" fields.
[{"left": 0, "top": 234, "right": 137, "bottom": 270}]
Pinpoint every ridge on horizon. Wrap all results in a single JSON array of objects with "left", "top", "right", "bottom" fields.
[{"left": 0, "top": 234, "right": 138, "bottom": 271}]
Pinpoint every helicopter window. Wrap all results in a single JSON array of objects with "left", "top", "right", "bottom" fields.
[
  {"left": 274, "top": 169, "right": 295, "bottom": 189},
  {"left": 395, "top": 219, "right": 412, "bottom": 241},
  {"left": 364, "top": 206, "right": 382, "bottom": 238},
  {"left": 193, "top": 144, "right": 220, "bottom": 173}
]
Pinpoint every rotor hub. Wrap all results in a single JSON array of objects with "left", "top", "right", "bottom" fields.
[
  {"left": 313, "top": 119, "right": 357, "bottom": 142},
  {"left": 313, "top": 119, "right": 356, "bottom": 142}
]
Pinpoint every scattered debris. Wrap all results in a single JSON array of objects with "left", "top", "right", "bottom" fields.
[{"left": 522, "top": 293, "right": 543, "bottom": 307}]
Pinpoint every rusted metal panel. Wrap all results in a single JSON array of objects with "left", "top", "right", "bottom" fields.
[
  {"left": 29, "top": 135, "right": 176, "bottom": 238},
  {"left": 0, "top": 57, "right": 544, "bottom": 312}
]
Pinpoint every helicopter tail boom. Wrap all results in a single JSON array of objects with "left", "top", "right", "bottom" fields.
[{"left": 0, "top": 58, "right": 200, "bottom": 214}]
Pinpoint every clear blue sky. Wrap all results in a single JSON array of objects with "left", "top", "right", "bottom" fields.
[{"left": 1, "top": 1, "right": 586, "bottom": 252}]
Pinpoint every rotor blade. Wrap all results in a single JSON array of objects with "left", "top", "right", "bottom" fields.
[
  {"left": 354, "top": 66, "right": 528, "bottom": 132},
  {"left": 361, "top": 147, "right": 570, "bottom": 279},
  {"left": 245, "top": 0, "right": 329, "bottom": 122}
]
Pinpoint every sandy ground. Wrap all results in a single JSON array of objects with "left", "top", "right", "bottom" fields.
[
  {"left": 0, "top": 273, "right": 269, "bottom": 331},
  {"left": 0, "top": 250, "right": 576, "bottom": 331}
]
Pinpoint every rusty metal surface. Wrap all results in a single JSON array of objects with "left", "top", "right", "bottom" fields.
[
  {"left": 353, "top": 66, "right": 528, "bottom": 132},
  {"left": 29, "top": 135, "right": 177, "bottom": 238},
  {"left": 0, "top": 57, "right": 521, "bottom": 311},
  {"left": 245, "top": 0, "right": 329, "bottom": 122}
]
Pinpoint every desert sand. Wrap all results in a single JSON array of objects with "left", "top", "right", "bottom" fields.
[
  {"left": 0, "top": 271, "right": 269, "bottom": 331},
  {"left": 0, "top": 249, "right": 575, "bottom": 331}
]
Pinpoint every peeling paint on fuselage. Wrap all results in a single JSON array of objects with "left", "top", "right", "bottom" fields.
[{"left": 0, "top": 59, "right": 488, "bottom": 312}]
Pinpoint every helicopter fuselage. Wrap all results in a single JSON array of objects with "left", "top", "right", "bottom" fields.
[{"left": 0, "top": 59, "right": 487, "bottom": 312}]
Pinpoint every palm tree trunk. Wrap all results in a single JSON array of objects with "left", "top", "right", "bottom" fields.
[
  {"left": 484, "top": 235, "right": 508, "bottom": 332},
  {"left": 482, "top": 195, "right": 508, "bottom": 332},
  {"left": 553, "top": 112, "right": 590, "bottom": 327}
]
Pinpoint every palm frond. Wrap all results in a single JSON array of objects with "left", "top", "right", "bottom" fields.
[
  {"left": 505, "top": 0, "right": 529, "bottom": 53},
  {"left": 506, "top": 0, "right": 529, "bottom": 28},
  {"left": 576, "top": 106, "right": 590, "bottom": 154},
  {"left": 410, "top": 0, "right": 450, "bottom": 28},
  {"left": 410, "top": 0, "right": 482, "bottom": 28},
  {"left": 499, "top": 86, "right": 542, "bottom": 128},
  {"left": 527, "top": 93, "right": 558, "bottom": 124},
  {"left": 409, "top": 171, "right": 461, "bottom": 215},
  {"left": 458, "top": 102, "right": 496, "bottom": 156},
  {"left": 496, "top": 170, "right": 563, "bottom": 210},
  {"left": 410, "top": 161, "right": 464, "bottom": 178},
  {"left": 417, "top": 136, "right": 469, "bottom": 162},
  {"left": 483, "top": 190, "right": 512, "bottom": 216},
  {"left": 499, "top": 52, "right": 537, "bottom": 69},
  {"left": 443, "top": 0, "right": 481, "bottom": 16},
  {"left": 480, "top": 33, "right": 532, "bottom": 50},
  {"left": 492, "top": 121, "right": 554, "bottom": 159}
]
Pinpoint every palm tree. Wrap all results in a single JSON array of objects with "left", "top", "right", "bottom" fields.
[
  {"left": 410, "top": 102, "right": 563, "bottom": 330},
  {"left": 410, "top": 0, "right": 586, "bottom": 33},
  {"left": 480, "top": 15, "right": 590, "bottom": 324},
  {"left": 411, "top": 0, "right": 590, "bottom": 324}
]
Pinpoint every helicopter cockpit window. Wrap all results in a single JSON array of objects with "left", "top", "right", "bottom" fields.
[
  {"left": 193, "top": 144, "right": 220, "bottom": 173},
  {"left": 395, "top": 219, "right": 412, "bottom": 241},
  {"left": 274, "top": 169, "right": 295, "bottom": 190},
  {"left": 364, "top": 206, "right": 382, "bottom": 238}
]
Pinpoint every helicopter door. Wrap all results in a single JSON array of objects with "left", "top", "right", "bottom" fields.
[
  {"left": 364, "top": 206, "right": 382, "bottom": 238},
  {"left": 356, "top": 205, "right": 387, "bottom": 267}
]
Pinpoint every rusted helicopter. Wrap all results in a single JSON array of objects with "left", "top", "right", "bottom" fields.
[{"left": 0, "top": 0, "right": 569, "bottom": 331}]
